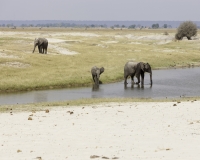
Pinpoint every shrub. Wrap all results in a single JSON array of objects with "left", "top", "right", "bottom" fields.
[{"left": 175, "top": 21, "right": 197, "bottom": 40}]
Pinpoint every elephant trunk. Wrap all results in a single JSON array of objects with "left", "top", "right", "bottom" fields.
[{"left": 33, "top": 44, "right": 36, "bottom": 53}]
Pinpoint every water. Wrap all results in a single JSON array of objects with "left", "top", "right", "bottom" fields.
[{"left": 0, "top": 67, "right": 200, "bottom": 105}]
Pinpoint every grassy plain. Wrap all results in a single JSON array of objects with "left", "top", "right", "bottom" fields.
[{"left": 0, "top": 27, "right": 200, "bottom": 93}]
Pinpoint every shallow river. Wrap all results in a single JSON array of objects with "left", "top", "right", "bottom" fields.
[{"left": 0, "top": 67, "right": 200, "bottom": 105}]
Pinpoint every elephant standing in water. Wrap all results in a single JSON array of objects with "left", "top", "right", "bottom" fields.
[
  {"left": 91, "top": 66, "right": 104, "bottom": 86},
  {"left": 33, "top": 38, "right": 48, "bottom": 54},
  {"left": 124, "top": 61, "right": 152, "bottom": 87}
]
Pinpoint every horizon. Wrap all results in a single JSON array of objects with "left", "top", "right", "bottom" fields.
[{"left": 1, "top": 20, "right": 200, "bottom": 28}]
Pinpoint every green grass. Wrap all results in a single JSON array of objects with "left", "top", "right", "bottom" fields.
[{"left": 0, "top": 28, "right": 200, "bottom": 92}]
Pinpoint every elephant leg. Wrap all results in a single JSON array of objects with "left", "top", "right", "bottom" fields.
[
  {"left": 136, "top": 75, "right": 140, "bottom": 84},
  {"left": 131, "top": 73, "right": 135, "bottom": 84},
  {"left": 39, "top": 46, "right": 42, "bottom": 53},
  {"left": 45, "top": 47, "right": 47, "bottom": 54},
  {"left": 38, "top": 46, "right": 40, "bottom": 53},
  {"left": 124, "top": 77, "right": 128, "bottom": 84},
  {"left": 41, "top": 47, "right": 44, "bottom": 54},
  {"left": 92, "top": 75, "right": 95, "bottom": 82},
  {"left": 94, "top": 77, "right": 98, "bottom": 85},
  {"left": 141, "top": 72, "right": 144, "bottom": 86}
]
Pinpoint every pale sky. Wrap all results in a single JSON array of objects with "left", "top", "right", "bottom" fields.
[{"left": 0, "top": 0, "right": 200, "bottom": 21}]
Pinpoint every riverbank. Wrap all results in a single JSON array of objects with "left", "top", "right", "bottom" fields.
[
  {"left": 0, "top": 28, "right": 200, "bottom": 93},
  {"left": 1, "top": 101, "right": 200, "bottom": 160}
]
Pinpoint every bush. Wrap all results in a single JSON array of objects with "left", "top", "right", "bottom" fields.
[{"left": 175, "top": 21, "right": 197, "bottom": 40}]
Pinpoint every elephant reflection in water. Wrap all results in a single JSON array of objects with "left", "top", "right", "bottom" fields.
[
  {"left": 92, "top": 84, "right": 100, "bottom": 91},
  {"left": 124, "top": 61, "right": 153, "bottom": 87}
]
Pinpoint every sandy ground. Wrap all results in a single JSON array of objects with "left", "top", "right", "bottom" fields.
[{"left": 1, "top": 101, "right": 200, "bottom": 160}]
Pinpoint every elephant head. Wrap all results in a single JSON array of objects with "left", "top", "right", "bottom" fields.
[
  {"left": 139, "top": 62, "right": 152, "bottom": 86},
  {"left": 91, "top": 66, "right": 104, "bottom": 85}
]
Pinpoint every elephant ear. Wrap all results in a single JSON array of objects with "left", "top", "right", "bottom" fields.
[
  {"left": 146, "top": 63, "right": 151, "bottom": 69},
  {"left": 100, "top": 67, "right": 104, "bottom": 74},
  {"left": 38, "top": 39, "right": 43, "bottom": 45},
  {"left": 140, "top": 62, "right": 145, "bottom": 71},
  {"left": 91, "top": 66, "right": 97, "bottom": 75}
]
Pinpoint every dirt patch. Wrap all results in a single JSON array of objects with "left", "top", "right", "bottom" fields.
[
  {"left": 130, "top": 42, "right": 142, "bottom": 45},
  {"left": 125, "top": 34, "right": 174, "bottom": 41},
  {"left": 102, "top": 41, "right": 118, "bottom": 44},
  {"left": 47, "top": 38, "right": 67, "bottom": 43},
  {"left": 52, "top": 32, "right": 99, "bottom": 37},
  {"left": 0, "top": 52, "right": 19, "bottom": 58},
  {"left": 49, "top": 45, "right": 79, "bottom": 55},
  {"left": 1, "top": 62, "right": 31, "bottom": 68}
]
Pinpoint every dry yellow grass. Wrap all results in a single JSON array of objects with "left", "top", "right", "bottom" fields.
[{"left": 0, "top": 27, "right": 200, "bottom": 92}]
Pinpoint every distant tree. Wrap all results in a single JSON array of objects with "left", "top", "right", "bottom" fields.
[
  {"left": 175, "top": 21, "right": 197, "bottom": 40},
  {"left": 91, "top": 24, "right": 95, "bottom": 28},
  {"left": 128, "top": 24, "right": 136, "bottom": 29},
  {"left": 152, "top": 23, "right": 159, "bottom": 29},
  {"left": 121, "top": 25, "right": 126, "bottom": 28},
  {"left": 163, "top": 24, "right": 168, "bottom": 28}
]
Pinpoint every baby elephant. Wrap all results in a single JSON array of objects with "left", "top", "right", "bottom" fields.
[{"left": 91, "top": 66, "right": 104, "bottom": 85}]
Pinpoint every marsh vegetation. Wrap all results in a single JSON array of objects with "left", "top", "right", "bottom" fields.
[{"left": 0, "top": 28, "right": 200, "bottom": 92}]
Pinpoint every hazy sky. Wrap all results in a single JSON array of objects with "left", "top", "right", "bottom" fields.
[{"left": 1, "top": 0, "right": 200, "bottom": 21}]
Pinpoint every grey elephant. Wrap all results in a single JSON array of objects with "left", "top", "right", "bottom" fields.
[
  {"left": 33, "top": 38, "right": 48, "bottom": 54},
  {"left": 91, "top": 66, "right": 104, "bottom": 85},
  {"left": 124, "top": 61, "right": 152, "bottom": 86}
]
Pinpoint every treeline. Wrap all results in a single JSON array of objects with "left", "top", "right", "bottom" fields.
[{"left": 0, "top": 22, "right": 189, "bottom": 29}]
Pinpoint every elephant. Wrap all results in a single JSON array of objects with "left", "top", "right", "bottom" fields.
[
  {"left": 91, "top": 66, "right": 104, "bottom": 86},
  {"left": 124, "top": 61, "right": 152, "bottom": 87},
  {"left": 33, "top": 38, "right": 48, "bottom": 54}
]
